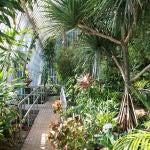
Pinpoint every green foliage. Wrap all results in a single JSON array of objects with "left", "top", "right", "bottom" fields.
[
  {"left": 0, "top": 1, "right": 37, "bottom": 146},
  {"left": 144, "top": 120, "right": 150, "bottom": 129},
  {"left": 48, "top": 115, "right": 87, "bottom": 149},
  {"left": 65, "top": 77, "right": 77, "bottom": 104},
  {"left": 43, "top": 0, "right": 88, "bottom": 36},
  {"left": 134, "top": 79, "right": 149, "bottom": 89},
  {"left": 0, "top": 0, "right": 36, "bottom": 43},
  {"left": 96, "top": 112, "right": 117, "bottom": 130},
  {"left": 41, "top": 38, "right": 56, "bottom": 86},
  {"left": 0, "top": 0, "right": 24, "bottom": 28},
  {"left": 42, "top": 38, "right": 56, "bottom": 64},
  {"left": 113, "top": 130, "right": 150, "bottom": 150},
  {"left": 65, "top": 76, "right": 121, "bottom": 149},
  {"left": 130, "top": 86, "right": 150, "bottom": 111},
  {"left": 46, "top": 80, "right": 61, "bottom": 95},
  {"left": 94, "top": 131, "right": 119, "bottom": 150},
  {"left": 66, "top": 77, "right": 120, "bottom": 114},
  {"left": 56, "top": 45, "right": 80, "bottom": 82},
  {"left": 0, "top": 28, "right": 33, "bottom": 72},
  {"left": 0, "top": 71, "right": 26, "bottom": 142},
  {"left": 45, "top": 0, "right": 150, "bottom": 148},
  {"left": 41, "top": 65, "right": 48, "bottom": 86}
]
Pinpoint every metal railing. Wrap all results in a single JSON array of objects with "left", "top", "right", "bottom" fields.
[{"left": 17, "top": 86, "right": 46, "bottom": 142}]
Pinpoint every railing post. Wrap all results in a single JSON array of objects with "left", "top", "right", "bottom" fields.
[
  {"left": 33, "top": 94, "right": 35, "bottom": 114},
  {"left": 41, "top": 87, "right": 42, "bottom": 104},
  {"left": 35, "top": 87, "right": 38, "bottom": 110}
]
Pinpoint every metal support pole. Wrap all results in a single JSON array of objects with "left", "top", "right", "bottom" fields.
[
  {"left": 41, "top": 87, "right": 42, "bottom": 104},
  {"left": 27, "top": 97, "right": 30, "bottom": 127},
  {"left": 33, "top": 94, "right": 35, "bottom": 114}
]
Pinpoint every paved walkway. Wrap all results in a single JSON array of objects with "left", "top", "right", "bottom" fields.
[{"left": 21, "top": 96, "right": 58, "bottom": 150}]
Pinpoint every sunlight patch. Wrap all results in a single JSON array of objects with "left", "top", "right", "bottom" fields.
[{"left": 40, "top": 133, "right": 46, "bottom": 149}]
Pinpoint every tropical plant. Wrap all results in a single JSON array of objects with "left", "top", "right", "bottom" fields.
[
  {"left": 96, "top": 112, "right": 117, "bottom": 131},
  {"left": 50, "top": 74, "right": 122, "bottom": 149},
  {"left": 130, "top": 86, "right": 150, "bottom": 111},
  {"left": 94, "top": 131, "right": 119, "bottom": 150},
  {"left": 41, "top": 38, "right": 56, "bottom": 86},
  {"left": 52, "top": 100, "right": 62, "bottom": 114},
  {"left": 0, "top": 1, "right": 37, "bottom": 147},
  {"left": 56, "top": 45, "right": 80, "bottom": 82},
  {"left": 0, "top": 71, "right": 26, "bottom": 147},
  {"left": 0, "top": 28, "right": 31, "bottom": 71},
  {"left": 113, "top": 130, "right": 150, "bottom": 150},
  {"left": 44, "top": 0, "right": 150, "bottom": 130},
  {"left": 48, "top": 115, "right": 87, "bottom": 150},
  {"left": 0, "top": 0, "right": 36, "bottom": 44},
  {"left": 0, "top": 0, "right": 24, "bottom": 28}
]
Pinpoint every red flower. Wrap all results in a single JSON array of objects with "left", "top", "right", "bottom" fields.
[{"left": 78, "top": 74, "right": 90, "bottom": 88}]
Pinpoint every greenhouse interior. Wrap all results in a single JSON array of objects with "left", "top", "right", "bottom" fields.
[{"left": 0, "top": 0, "right": 150, "bottom": 150}]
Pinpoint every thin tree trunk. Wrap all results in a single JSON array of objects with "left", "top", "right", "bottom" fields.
[{"left": 111, "top": 53, "right": 125, "bottom": 82}]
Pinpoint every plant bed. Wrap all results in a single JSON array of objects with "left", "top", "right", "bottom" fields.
[{"left": 9, "top": 110, "right": 39, "bottom": 150}]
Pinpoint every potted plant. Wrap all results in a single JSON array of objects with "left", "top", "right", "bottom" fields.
[{"left": 23, "top": 70, "right": 32, "bottom": 86}]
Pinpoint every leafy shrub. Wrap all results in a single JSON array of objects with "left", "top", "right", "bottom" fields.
[
  {"left": 48, "top": 115, "right": 87, "bottom": 149},
  {"left": 96, "top": 112, "right": 117, "bottom": 130}
]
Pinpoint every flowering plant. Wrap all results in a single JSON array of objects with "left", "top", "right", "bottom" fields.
[
  {"left": 52, "top": 100, "right": 62, "bottom": 114},
  {"left": 78, "top": 74, "right": 91, "bottom": 89}
]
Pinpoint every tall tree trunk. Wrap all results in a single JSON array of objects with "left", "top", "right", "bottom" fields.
[
  {"left": 118, "top": 42, "right": 138, "bottom": 130},
  {"left": 122, "top": 42, "right": 129, "bottom": 92}
]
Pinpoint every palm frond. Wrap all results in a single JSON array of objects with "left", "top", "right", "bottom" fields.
[
  {"left": 88, "top": 0, "right": 147, "bottom": 32},
  {"left": 113, "top": 130, "right": 150, "bottom": 150},
  {"left": 43, "top": 0, "right": 87, "bottom": 32}
]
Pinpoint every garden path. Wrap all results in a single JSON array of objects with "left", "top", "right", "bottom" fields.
[{"left": 21, "top": 96, "right": 58, "bottom": 150}]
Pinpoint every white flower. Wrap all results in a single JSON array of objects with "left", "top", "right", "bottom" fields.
[
  {"left": 113, "top": 117, "right": 118, "bottom": 121},
  {"left": 103, "top": 123, "right": 113, "bottom": 131}
]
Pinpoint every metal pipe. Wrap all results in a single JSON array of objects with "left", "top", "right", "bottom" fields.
[
  {"left": 23, "top": 95, "right": 40, "bottom": 120},
  {"left": 18, "top": 87, "right": 39, "bottom": 107}
]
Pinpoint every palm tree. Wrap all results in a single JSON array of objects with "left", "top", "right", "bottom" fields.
[
  {"left": 79, "top": 34, "right": 113, "bottom": 78},
  {"left": 43, "top": 0, "right": 150, "bottom": 130}
]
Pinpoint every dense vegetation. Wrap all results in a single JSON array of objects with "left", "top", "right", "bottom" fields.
[
  {"left": 44, "top": 0, "right": 150, "bottom": 149},
  {"left": 0, "top": 0, "right": 149, "bottom": 150}
]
